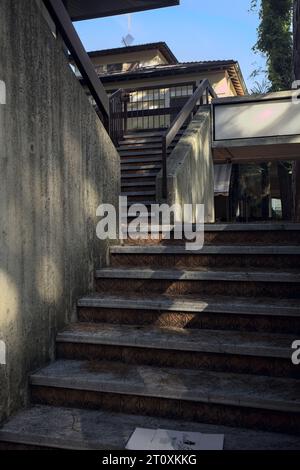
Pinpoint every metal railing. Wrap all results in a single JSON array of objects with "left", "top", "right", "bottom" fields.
[
  {"left": 109, "top": 90, "right": 128, "bottom": 146},
  {"left": 109, "top": 80, "right": 216, "bottom": 197},
  {"left": 43, "top": 0, "right": 109, "bottom": 128},
  {"left": 161, "top": 79, "right": 217, "bottom": 198}
]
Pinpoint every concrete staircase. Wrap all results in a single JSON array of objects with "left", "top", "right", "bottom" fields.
[{"left": 1, "top": 224, "right": 300, "bottom": 450}]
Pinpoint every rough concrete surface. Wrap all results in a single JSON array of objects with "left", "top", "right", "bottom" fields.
[
  {"left": 0, "top": 0, "right": 120, "bottom": 423},
  {"left": 157, "top": 107, "right": 215, "bottom": 223}
]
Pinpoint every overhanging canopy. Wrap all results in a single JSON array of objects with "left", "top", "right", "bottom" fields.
[{"left": 64, "top": 0, "right": 180, "bottom": 21}]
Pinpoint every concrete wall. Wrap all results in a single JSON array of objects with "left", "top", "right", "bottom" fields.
[
  {"left": 0, "top": 0, "right": 120, "bottom": 423},
  {"left": 156, "top": 107, "right": 215, "bottom": 223}
]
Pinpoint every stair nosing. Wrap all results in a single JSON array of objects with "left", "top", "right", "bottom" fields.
[
  {"left": 56, "top": 324, "right": 294, "bottom": 359},
  {"left": 2, "top": 405, "right": 299, "bottom": 450},
  {"left": 29, "top": 360, "right": 300, "bottom": 413},
  {"left": 95, "top": 267, "right": 300, "bottom": 283},
  {"left": 77, "top": 295, "right": 300, "bottom": 317},
  {"left": 110, "top": 245, "right": 300, "bottom": 255}
]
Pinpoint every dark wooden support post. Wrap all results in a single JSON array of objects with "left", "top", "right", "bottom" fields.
[
  {"left": 43, "top": 0, "right": 109, "bottom": 128},
  {"left": 293, "top": 0, "right": 300, "bottom": 222},
  {"left": 261, "top": 163, "right": 271, "bottom": 220},
  {"left": 278, "top": 162, "right": 293, "bottom": 220}
]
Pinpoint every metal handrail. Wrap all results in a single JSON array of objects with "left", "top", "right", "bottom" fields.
[
  {"left": 161, "top": 79, "right": 217, "bottom": 198},
  {"left": 43, "top": 0, "right": 109, "bottom": 128}
]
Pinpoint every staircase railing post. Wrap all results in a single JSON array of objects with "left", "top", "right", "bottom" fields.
[
  {"left": 162, "top": 137, "right": 168, "bottom": 200},
  {"left": 123, "top": 93, "right": 129, "bottom": 136}
]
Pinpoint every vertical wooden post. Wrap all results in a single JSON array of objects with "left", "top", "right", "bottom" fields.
[{"left": 293, "top": 0, "right": 300, "bottom": 221}]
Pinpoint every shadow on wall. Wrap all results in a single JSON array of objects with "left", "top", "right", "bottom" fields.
[{"left": 0, "top": 0, "right": 120, "bottom": 424}]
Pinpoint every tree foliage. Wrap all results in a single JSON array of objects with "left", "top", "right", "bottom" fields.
[{"left": 251, "top": 0, "right": 293, "bottom": 91}]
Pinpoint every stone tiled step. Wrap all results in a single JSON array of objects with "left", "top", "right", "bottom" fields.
[
  {"left": 110, "top": 245, "right": 300, "bottom": 269},
  {"left": 111, "top": 245, "right": 300, "bottom": 255},
  {"left": 122, "top": 181, "right": 156, "bottom": 188},
  {"left": 122, "top": 164, "right": 161, "bottom": 171},
  {"left": 2, "top": 406, "right": 300, "bottom": 450},
  {"left": 56, "top": 323, "right": 294, "bottom": 359},
  {"left": 0, "top": 406, "right": 299, "bottom": 451},
  {"left": 56, "top": 323, "right": 297, "bottom": 377},
  {"left": 96, "top": 267, "right": 300, "bottom": 283},
  {"left": 95, "top": 268, "right": 300, "bottom": 298},
  {"left": 117, "top": 140, "right": 179, "bottom": 151},
  {"left": 121, "top": 157, "right": 162, "bottom": 164},
  {"left": 118, "top": 143, "right": 163, "bottom": 151},
  {"left": 121, "top": 223, "right": 300, "bottom": 245},
  {"left": 77, "top": 294, "right": 300, "bottom": 334},
  {"left": 122, "top": 130, "right": 185, "bottom": 140},
  {"left": 200, "top": 223, "right": 300, "bottom": 231},
  {"left": 123, "top": 201, "right": 155, "bottom": 208},
  {"left": 30, "top": 360, "right": 300, "bottom": 434},
  {"left": 78, "top": 294, "right": 300, "bottom": 318},
  {"left": 123, "top": 131, "right": 165, "bottom": 139},
  {"left": 119, "top": 149, "right": 163, "bottom": 157},
  {"left": 121, "top": 191, "right": 156, "bottom": 198},
  {"left": 122, "top": 172, "right": 158, "bottom": 179},
  {"left": 118, "top": 137, "right": 163, "bottom": 145}
]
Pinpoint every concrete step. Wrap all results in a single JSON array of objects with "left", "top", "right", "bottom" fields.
[
  {"left": 121, "top": 172, "right": 158, "bottom": 180},
  {"left": 119, "top": 149, "right": 163, "bottom": 157},
  {"left": 122, "top": 129, "right": 185, "bottom": 138},
  {"left": 123, "top": 131, "right": 165, "bottom": 139},
  {"left": 1, "top": 405, "right": 300, "bottom": 450},
  {"left": 77, "top": 294, "right": 300, "bottom": 334},
  {"left": 121, "top": 191, "right": 156, "bottom": 198},
  {"left": 30, "top": 360, "right": 300, "bottom": 434},
  {"left": 121, "top": 156, "right": 162, "bottom": 164},
  {"left": 121, "top": 181, "right": 156, "bottom": 188},
  {"left": 56, "top": 323, "right": 297, "bottom": 378},
  {"left": 95, "top": 267, "right": 300, "bottom": 298},
  {"left": 119, "top": 137, "right": 163, "bottom": 145},
  {"left": 121, "top": 164, "right": 161, "bottom": 171},
  {"left": 121, "top": 223, "right": 300, "bottom": 245},
  {"left": 123, "top": 201, "right": 155, "bottom": 208},
  {"left": 110, "top": 245, "right": 300, "bottom": 269},
  {"left": 118, "top": 143, "right": 163, "bottom": 151},
  {"left": 119, "top": 138, "right": 182, "bottom": 148}
]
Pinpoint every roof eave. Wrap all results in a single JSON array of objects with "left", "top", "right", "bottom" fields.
[
  {"left": 67, "top": 1, "right": 180, "bottom": 22},
  {"left": 97, "top": 62, "right": 238, "bottom": 83}
]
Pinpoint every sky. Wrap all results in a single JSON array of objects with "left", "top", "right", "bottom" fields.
[{"left": 74, "top": 0, "right": 266, "bottom": 90}]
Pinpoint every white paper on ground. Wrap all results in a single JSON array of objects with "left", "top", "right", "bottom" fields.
[{"left": 125, "top": 428, "right": 224, "bottom": 450}]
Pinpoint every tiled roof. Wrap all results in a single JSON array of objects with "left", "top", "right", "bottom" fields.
[
  {"left": 97, "top": 60, "right": 247, "bottom": 95},
  {"left": 87, "top": 42, "right": 178, "bottom": 64}
]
